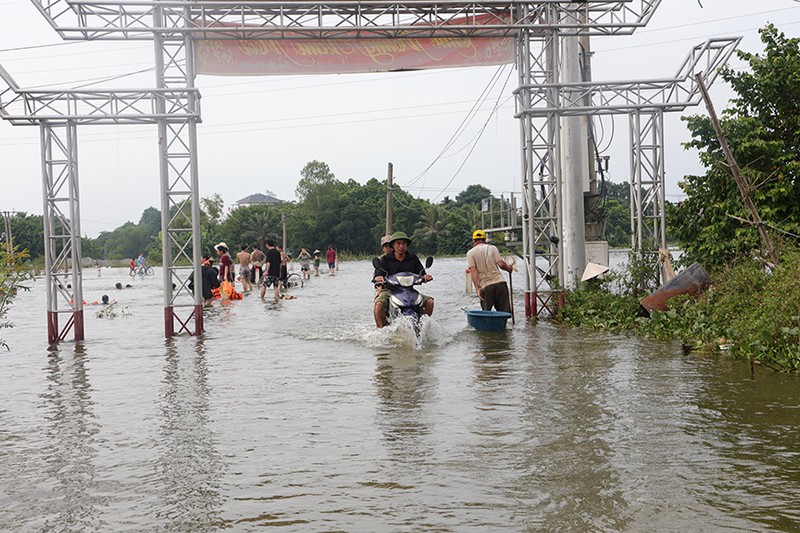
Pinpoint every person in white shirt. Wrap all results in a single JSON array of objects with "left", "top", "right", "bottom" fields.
[{"left": 466, "top": 230, "right": 513, "bottom": 313}]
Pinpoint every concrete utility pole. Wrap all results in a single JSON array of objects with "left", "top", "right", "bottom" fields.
[
  {"left": 1, "top": 211, "right": 13, "bottom": 249},
  {"left": 281, "top": 212, "right": 287, "bottom": 253},
  {"left": 385, "top": 162, "right": 393, "bottom": 235},
  {"left": 559, "top": 4, "right": 588, "bottom": 289}
]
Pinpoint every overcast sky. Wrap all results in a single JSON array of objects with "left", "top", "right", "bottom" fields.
[{"left": 1, "top": 0, "right": 799, "bottom": 237}]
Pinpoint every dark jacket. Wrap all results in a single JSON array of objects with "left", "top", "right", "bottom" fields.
[
  {"left": 374, "top": 250, "right": 426, "bottom": 280},
  {"left": 189, "top": 265, "right": 221, "bottom": 300}
]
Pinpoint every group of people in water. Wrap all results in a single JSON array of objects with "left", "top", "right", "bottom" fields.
[
  {"left": 113, "top": 228, "right": 514, "bottom": 326},
  {"left": 190, "top": 240, "right": 338, "bottom": 304}
]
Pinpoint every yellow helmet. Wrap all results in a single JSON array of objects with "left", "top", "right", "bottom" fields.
[{"left": 472, "top": 229, "right": 487, "bottom": 240}]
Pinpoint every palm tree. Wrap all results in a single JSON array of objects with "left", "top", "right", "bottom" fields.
[
  {"left": 242, "top": 210, "right": 279, "bottom": 246},
  {"left": 413, "top": 205, "right": 451, "bottom": 254}
]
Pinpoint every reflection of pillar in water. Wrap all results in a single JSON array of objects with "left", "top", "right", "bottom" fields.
[
  {"left": 39, "top": 346, "right": 104, "bottom": 530},
  {"left": 155, "top": 339, "right": 224, "bottom": 529},
  {"left": 513, "top": 327, "right": 629, "bottom": 530}
]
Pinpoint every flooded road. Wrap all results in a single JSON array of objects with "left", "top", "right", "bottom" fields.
[{"left": 1, "top": 257, "right": 799, "bottom": 531}]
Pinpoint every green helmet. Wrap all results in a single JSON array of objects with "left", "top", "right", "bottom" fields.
[{"left": 389, "top": 231, "right": 411, "bottom": 246}]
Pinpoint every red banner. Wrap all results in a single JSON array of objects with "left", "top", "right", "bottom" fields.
[{"left": 196, "top": 36, "right": 515, "bottom": 76}]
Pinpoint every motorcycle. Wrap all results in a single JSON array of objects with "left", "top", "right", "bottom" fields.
[{"left": 372, "top": 256, "right": 433, "bottom": 337}]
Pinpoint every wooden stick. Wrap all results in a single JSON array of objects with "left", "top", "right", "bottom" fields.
[{"left": 695, "top": 74, "right": 779, "bottom": 265}]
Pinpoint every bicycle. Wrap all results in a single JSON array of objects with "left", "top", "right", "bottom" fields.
[
  {"left": 130, "top": 265, "right": 155, "bottom": 276},
  {"left": 284, "top": 272, "right": 303, "bottom": 289}
]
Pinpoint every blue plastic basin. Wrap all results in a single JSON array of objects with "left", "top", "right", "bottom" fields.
[{"left": 464, "top": 309, "right": 512, "bottom": 331}]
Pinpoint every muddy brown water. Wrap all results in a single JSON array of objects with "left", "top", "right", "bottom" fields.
[{"left": 1, "top": 257, "right": 799, "bottom": 531}]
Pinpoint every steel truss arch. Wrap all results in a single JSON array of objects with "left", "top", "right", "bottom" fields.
[
  {"left": 513, "top": 36, "right": 739, "bottom": 315},
  {"left": 32, "top": 0, "right": 661, "bottom": 40}
]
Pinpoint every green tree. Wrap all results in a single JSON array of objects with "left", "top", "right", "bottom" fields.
[
  {"left": 673, "top": 24, "right": 800, "bottom": 268},
  {"left": 455, "top": 184, "right": 492, "bottom": 207},
  {"left": 8, "top": 213, "right": 44, "bottom": 260},
  {"left": 413, "top": 204, "right": 451, "bottom": 255},
  {"left": 602, "top": 180, "right": 631, "bottom": 248},
  {"left": 1, "top": 246, "right": 31, "bottom": 350},
  {"left": 295, "top": 160, "right": 337, "bottom": 202}
]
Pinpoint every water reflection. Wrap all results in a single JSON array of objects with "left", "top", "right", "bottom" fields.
[
  {"left": 155, "top": 338, "right": 225, "bottom": 530},
  {"left": 472, "top": 330, "right": 513, "bottom": 385},
  {"left": 514, "top": 326, "right": 630, "bottom": 531},
  {"left": 2, "top": 261, "right": 800, "bottom": 531},
  {"left": 373, "top": 351, "right": 438, "bottom": 460},
  {"left": 39, "top": 344, "right": 105, "bottom": 531},
  {"left": 685, "top": 362, "right": 800, "bottom": 530}
]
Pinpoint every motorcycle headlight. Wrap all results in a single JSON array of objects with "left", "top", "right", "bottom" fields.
[{"left": 395, "top": 275, "right": 414, "bottom": 287}]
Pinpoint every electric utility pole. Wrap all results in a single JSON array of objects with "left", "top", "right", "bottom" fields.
[{"left": 385, "top": 163, "right": 393, "bottom": 235}]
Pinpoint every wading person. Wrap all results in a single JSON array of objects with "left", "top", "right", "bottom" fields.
[
  {"left": 466, "top": 229, "right": 513, "bottom": 313},
  {"left": 372, "top": 231, "right": 433, "bottom": 328},
  {"left": 326, "top": 244, "right": 337, "bottom": 275},
  {"left": 260, "top": 239, "right": 282, "bottom": 301},
  {"left": 215, "top": 242, "right": 234, "bottom": 283},
  {"left": 250, "top": 243, "right": 265, "bottom": 285},
  {"left": 298, "top": 247, "right": 312, "bottom": 280},
  {"left": 237, "top": 244, "right": 253, "bottom": 292},
  {"left": 313, "top": 250, "right": 321, "bottom": 277}
]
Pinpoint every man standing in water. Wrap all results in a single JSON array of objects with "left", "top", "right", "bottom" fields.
[
  {"left": 466, "top": 230, "right": 513, "bottom": 313},
  {"left": 326, "top": 244, "right": 337, "bottom": 275},
  {"left": 372, "top": 231, "right": 433, "bottom": 328},
  {"left": 237, "top": 244, "right": 253, "bottom": 292},
  {"left": 298, "top": 247, "right": 312, "bottom": 280},
  {"left": 250, "top": 243, "right": 265, "bottom": 285},
  {"left": 260, "top": 239, "right": 282, "bottom": 301}
]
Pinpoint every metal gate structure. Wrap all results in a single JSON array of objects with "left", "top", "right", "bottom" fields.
[{"left": 0, "top": 1, "right": 741, "bottom": 342}]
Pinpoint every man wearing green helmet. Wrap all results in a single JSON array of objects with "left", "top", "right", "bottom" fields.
[
  {"left": 372, "top": 230, "right": 434, "bottom": 328},
  {"left": 466, "top": 229, "right": 514, "bottom": 313}
]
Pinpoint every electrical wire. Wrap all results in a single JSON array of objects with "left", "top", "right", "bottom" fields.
[
  {"left": 399, "top": 64, "right": 508, "bottom": 192},
  {"left": 429, "top": 65, "right": 515, "bottom": 203}
]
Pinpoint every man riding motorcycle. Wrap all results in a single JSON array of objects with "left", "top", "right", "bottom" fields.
[{"left": 372, "top": 231, "right": 433, "bottom": 328}]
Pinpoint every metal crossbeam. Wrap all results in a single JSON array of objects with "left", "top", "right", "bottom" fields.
[
  {"left": 32, "top": 0, "right": 660, "bottom": 40},
  {"left": 514, "top": 37, "right": 741, "bottom": 117}
]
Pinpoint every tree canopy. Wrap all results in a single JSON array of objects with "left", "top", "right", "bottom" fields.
[{"left": 672, "top": 24, "right": 800, "bottom": 268}]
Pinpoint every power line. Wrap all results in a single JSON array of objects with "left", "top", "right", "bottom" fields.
[{"left": 430, "top": 65, "right": 515, "bottom": 203}]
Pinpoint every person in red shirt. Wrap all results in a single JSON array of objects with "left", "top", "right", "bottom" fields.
[
  {"left": 215, "top": 242, "right": 234, "bottom": 283},
  {"left": 325, "top": 244, "right": 337, "bottom": 275}
]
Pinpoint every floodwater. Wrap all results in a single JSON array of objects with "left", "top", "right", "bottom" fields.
[{"left": 1, "top": 256, "right": 799, "bottom": 532}]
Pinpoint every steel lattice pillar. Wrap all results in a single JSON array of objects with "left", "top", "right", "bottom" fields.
[
  {"left": 154, "top": 5, "right": 204, "bottom": 337},
  {"left": 629, "top": 110, "right": 666, "bottom": 260},
  {"left": 516, "top": 4, "right": 563, "bottom": 318},
  {"left": 40, "top": 120, "right": 85, "bottom": 345}
]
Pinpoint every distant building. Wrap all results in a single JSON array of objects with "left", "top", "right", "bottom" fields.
[{"left": 235, "top": 191, "right": 284, "bottom": 207}]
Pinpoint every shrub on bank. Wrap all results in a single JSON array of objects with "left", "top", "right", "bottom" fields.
[{"left": 555, "top": 246, "right": 800, "bottom": 372}]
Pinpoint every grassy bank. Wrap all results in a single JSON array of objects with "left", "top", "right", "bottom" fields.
[{"left": 555, "top": 246, "right": 800, "bottom": 372}]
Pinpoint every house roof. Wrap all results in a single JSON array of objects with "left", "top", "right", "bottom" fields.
[{"left": 236, "top": 192, "right": 283, "bottom": 205}]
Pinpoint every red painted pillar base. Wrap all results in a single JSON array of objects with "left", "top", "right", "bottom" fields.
[
  {"left": 74, "top": 310, "right": 85, "bottom": 341},
  {"left": 164, "top": 307, "right": 175, "bottom": 338},
  {"left": 524, "top": 291, "right": 534, "bottom": 318},
  {"left": 47, "top": 311, "right": 59, "bottom": 345},
  {"left": 194, "top": 304, "right": 204, "bottom": 336}
]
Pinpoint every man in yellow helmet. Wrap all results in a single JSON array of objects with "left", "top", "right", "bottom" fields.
[{"left": 466, "top": 229, "right": 513, "bottom": 313}]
